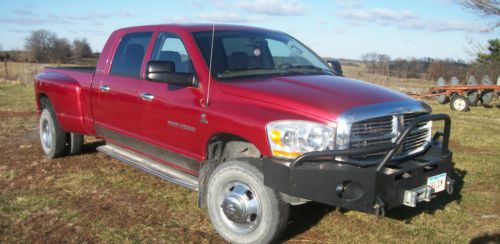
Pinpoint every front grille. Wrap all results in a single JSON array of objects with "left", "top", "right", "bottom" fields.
[
  {"left": 348, "top": 113, "right": 430, "bottom": 163},
  {"left": 402, "top": 113, "right": 429, "bottom": 153}
]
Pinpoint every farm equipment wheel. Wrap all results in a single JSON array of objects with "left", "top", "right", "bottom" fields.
[
  {"left": 438, "top": 95, "right": 449, "bottom": 104},
  {"left": 467, "top": 90, "right": 479, "bottom": 106},
  {"left": 480, "top": 90, "right": 494, "bottom": 105},
  {"left": 450, "top": 95, "right": 470, "bottom": 112},
  {"left": 436, "top": 77, "right": 449, "bottom": 104},
  {"left": 467, "top": 76, "right": 477, "bottom": 86}
]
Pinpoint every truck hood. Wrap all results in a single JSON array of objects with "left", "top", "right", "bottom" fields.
[{"left": 219, "top": 75, "right": 415, "bottom": 121}]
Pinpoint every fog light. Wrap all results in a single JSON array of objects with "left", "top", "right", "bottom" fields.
[{"left": 335, "top": 181, "right": 364, "bottom": 200}]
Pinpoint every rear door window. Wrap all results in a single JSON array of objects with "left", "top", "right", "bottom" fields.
[{"left": 110, "top": 32, "right": 153, "bottom": 77}]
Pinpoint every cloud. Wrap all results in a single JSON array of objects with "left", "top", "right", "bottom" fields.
[
  {"left": 188, "top": 0, "right": 205, "bottom": 9},
  {"left": 13, "top": 9, "right": 36, "bottom": 16},
  {"left": 335, "top": 5, "right": 491, "bottom": 33},
  {"left": 334, "top": 0, "right": 362, "bottom": 9},
  {"left": 0, "top": 12, "right": 68, "bottom": 25},
  {"left": 65, "top": 12, "right": 132, "bottom": 21},
  {"left": 1, "top": 10, "right": 131, "bottom": 27},
  {"left": 407, "top": 20, "right": 490, "bottom": 33},
  {"left": 197, "top": 12, "right": 252, "bottom": 23},
  {"left": 165, "top": 16, "right": 192, "bottom": 23},
  {"left": 8, "top": 29, "right": 30, "bottom": 33},
  {"left": 236, "top": 0, "right": 305, "bottom": 16},
  {"left": 337, "top": 8, "right": 417, "bottom": 22}
]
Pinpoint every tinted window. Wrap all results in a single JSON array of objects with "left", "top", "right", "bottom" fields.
[
  {"left": 192, "top": 31, "right": 331, "bottom": 80},
  {"left": 110, "top": 32, "right": 152, "bottom": 77},
  {"left": 151, "top": 32, "right": 193, "bottom": 73}
]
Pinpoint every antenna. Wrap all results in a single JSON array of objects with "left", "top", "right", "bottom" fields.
[{"left": 205, "top": 23, "right": 215, "bottom": 107}]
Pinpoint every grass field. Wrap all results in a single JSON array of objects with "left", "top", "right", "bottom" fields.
[{"left": 0, "top": 68, "right": 499, "bottom": 243}]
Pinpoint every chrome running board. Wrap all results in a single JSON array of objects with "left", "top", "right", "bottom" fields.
[{"left": 97, "top": 143, "right": 199, "bottom": 191}]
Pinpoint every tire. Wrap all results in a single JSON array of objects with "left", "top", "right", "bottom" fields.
[
  {"left": 467, "top": 90, "right": 479, "bottom": 106},
  {"left": 450, "top": 94, "right": 470, "bottom": 112},
  {"left": 39, "top": 106, "right": 67, "bottom": 158},
  {"left": 437, "top": 94, "right": 449, "bottom": 104},
  {"left": 480, "top": 90, "right": 494, "bottom": 105},
  {"left": 67, "top": 133, "right": 83, "bottom": 155},
  {"left": 206, "top": 159, "right": 289, "bottom": 244}
]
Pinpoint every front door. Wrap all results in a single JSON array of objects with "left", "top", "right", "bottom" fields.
[{"left": 138, "top": 32, "right": 203, "bottom": 163}]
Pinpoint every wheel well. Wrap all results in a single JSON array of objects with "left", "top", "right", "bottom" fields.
[
  {"left": 200, "top": 134, "right": 262, "bottom": 208},
  {"left": 206, "top": 133, "right": 261, "bottom": 161},
  {"left": 38, "top": 93, "right": 49, "bottom": 110}
]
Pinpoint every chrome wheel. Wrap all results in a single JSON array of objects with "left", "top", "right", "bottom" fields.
[
  {"left": 218, "top": 181, "right": 261, "bottom": 234},
  {"left": 41, "top": 117, "right": 53, "bottom": 149},
  {"left": 453, "top": 98, "right": 466, "bottom": 111}
]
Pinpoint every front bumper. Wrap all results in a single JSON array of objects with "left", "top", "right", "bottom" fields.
[{"left": 263, "top": 114, "right": 454, "bottom": 216}]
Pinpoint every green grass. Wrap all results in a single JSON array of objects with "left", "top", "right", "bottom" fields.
[{"left": 0, "top": 82, "right": 499, "bottom": 243}]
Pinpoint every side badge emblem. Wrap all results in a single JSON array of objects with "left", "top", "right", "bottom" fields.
[{"left": 200, "top": 114, "right": 208, "bottom": 124}]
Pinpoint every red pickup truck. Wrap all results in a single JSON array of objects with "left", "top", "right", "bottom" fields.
[{"left": 35, "top": 24, "right": 455, "bottom": 243}]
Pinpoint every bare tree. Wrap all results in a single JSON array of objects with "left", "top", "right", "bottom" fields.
[
  {"left": 361, "top": 52, "right": 378, "bottom": 70},
  {"left": 361, "top": 52, "right": 391, "bottom": 74},
  {"left": 51, "top": 38, "right": 72, "bottom": 64},
  {"left": 24, "top": 29, "right": 57, "bottom": 63},
  {"left": 72, "top": 38, "right": 92, "bottom": 58},
  {"left": 459, "top": 0, "right": 500, "bottom": 29}
]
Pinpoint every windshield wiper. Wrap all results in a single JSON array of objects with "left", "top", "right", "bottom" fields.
[
  {"left": 217, "top": 67, "right": 282, "bottom": 79},
  {"left": 283, "top": 65, "right": 334, "bottom": 74}
]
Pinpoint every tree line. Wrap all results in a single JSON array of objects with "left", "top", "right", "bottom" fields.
[
  {"left": 360, "top": 38, "right": 499, "bottom": 82},
  {"left": 23, "top": 29, "right": 93, "bottom": 63},
  {"left": 0, "top": 29, "right": 94, "bottom": 64}
]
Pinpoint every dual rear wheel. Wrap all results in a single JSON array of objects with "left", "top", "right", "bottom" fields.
[{"left": 39, "top": 102, "right": 83, "bottom": 158}]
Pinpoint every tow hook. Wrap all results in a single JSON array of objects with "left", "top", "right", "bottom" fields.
[
  {"left": 446, "top": 177, "right": 454, "bottom": 195},
  {"left": 373, "top": 197, "right": 385, "bottom": 219}
]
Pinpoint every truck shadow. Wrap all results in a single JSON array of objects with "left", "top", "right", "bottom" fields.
[
  {"left": 280, "top": 164, "right": 466, "bottom": 240},
  {"left": 79, "top": 140, "right": 106, "bottom": 155},
  {"left": 280, "top": 202, "right": 336, "bottom": 241}
]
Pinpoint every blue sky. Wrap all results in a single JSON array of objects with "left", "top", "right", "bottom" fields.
[{"left": 0, "top": 0, "right": 498, "bottom": 61}]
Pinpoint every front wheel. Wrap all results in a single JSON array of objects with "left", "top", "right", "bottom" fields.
[{"left": 206, "top": 159, "right": 289, "bottom": 244}]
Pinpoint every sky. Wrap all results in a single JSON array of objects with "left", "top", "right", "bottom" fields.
[{"left": 0, "top": 0, "right": 498, "bottom": 61}]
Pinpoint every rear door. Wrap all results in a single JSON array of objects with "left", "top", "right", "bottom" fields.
[{"left": 92, "top": 31, "right": 153, "bottom": 137}]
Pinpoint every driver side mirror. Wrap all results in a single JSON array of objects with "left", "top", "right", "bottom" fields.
[
  {"left": 326, "top": 60, "right": 343, "bottom": 77},
  {"left": 146, "top": 60, "right": 195, "bottom": 86}
]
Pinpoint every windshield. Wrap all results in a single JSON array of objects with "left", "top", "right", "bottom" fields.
[{"left": 192, "top": 30, "right": 333, "bottom": 80}]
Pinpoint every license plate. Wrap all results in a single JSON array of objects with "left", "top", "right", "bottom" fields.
[{"left": 427, "top": 173, "right": 446, "bottom": 193}]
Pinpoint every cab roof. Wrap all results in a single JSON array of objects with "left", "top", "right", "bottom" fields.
[{"left": 115, "top": 23, "right": 279, "bottom": 33}]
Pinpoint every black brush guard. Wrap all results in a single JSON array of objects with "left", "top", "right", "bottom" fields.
[{"left": 263, "top": 114, "right": 453, "bottom": 217}]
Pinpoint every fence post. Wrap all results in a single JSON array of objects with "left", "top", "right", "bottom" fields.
[{"left": 3, "top": 59, "right": 8, "bottom": 79}]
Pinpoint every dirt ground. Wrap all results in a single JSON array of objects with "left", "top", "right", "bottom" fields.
[{"left": 1, "top": 81, "right": 499, "bottom": 243}]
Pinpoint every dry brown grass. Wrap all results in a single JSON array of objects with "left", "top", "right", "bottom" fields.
[{"left": 0, "top": 65, "right": 499, "bottom": 243}]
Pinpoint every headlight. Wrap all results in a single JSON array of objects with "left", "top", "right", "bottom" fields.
[{"left": 266, "top": 120, "right": 335, "bottom": 159}]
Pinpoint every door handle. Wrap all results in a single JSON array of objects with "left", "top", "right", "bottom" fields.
[
  {"left": 99, "top": 85, "right": 110, "bottom": 92},
  {"left": 140, "top": 92, "right": 155, "bottom": 101}
]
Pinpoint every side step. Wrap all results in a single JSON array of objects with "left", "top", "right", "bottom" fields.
[{"left": 97, "top": 144, "right": 199, "bottom": 191}]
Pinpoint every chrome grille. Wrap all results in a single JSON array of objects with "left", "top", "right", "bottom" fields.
[
  {"left": 402, "top": 113, "right": 429, "bottom": 153},
  {"left": 348, "top": 113, "right": 430, "bottom": 163}
]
